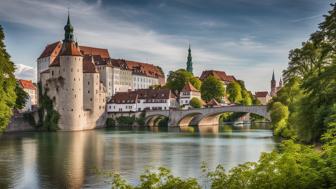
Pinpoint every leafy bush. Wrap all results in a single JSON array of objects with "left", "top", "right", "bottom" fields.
[
  {"left": 190, "top": 97, "right": 202, "bottom": 108},
  {"left": 106, "top": 118, "right": 116, "bottom": 127},
  {"left": 116, "top": 116, "right": 136, "bottom": 126}
]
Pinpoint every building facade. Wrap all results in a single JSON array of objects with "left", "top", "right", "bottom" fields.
[
  {"left": 179, "top": 82, "right": 202, "bottom": 109},
  {"left": 107, "top": 89, "right": 177, "bottom": 113},
  {"left": 255, "top": 91, "right": 271, "bottom": 105},
  {"left": 38, "top": 15, "right": 106, "bottom": 131}
]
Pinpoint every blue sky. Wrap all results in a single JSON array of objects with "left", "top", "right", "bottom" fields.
[{"left": 0, "top": 0, "right": 333, "bottom": 92}]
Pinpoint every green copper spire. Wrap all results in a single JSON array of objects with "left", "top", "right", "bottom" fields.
[
  {"left": 64, "top": 12, "right": 74, "bottom": 42},
  {"left": 186, "top": 44, "right": 193, "bottom": 74}
]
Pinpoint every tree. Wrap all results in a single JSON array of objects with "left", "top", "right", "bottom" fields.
[
  {"left": 189, "top": 77, "right": 201, "bottom": 90},
  {"left": 14, "top": 83, "right": 29, "bottom": 110},
  {"left": 190, "top": 97, "right": 202, "bottom": 108},
  {"left": 200, "top": 76, "right": 225, "bottom": 102},
  {"left": 166, "top": 69, "right": 200, "bottom": 97},
  {"left": 226, "top": 81, "right": 242, "bottom": 103},
  {"left": 0, "top": 25, "right": 17, "bottom": 132}
]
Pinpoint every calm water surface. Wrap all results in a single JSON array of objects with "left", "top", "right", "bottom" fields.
[{"left": 0, "top": 124, "right": 275, "bottom": 188}]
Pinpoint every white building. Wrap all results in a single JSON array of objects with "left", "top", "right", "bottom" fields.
[
  {"left": 17, "top": 79, "right": 37, "bottom": 112},
  {"left": 107, "top": 89, "right": 177, "bottom": 113},
  {"left": 179, "top": 82, "right": 202, "bottom": 108}
]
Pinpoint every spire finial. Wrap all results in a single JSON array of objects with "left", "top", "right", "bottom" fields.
[{"left": 64, "top": 10, "right": 74, "bottom": 42}]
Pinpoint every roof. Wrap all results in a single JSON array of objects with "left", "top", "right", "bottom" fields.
[
  {"left": 207, "top": 99, "right": 220, "bottom": 106},
  {"left": 38, "top": 41, "right": 62, "bottom": 59},
  {"left": 125, "top": 60, "right": 164, "bottom": 78},
  {"left": 59, "top": 41, "right": 82, "bottom": 56},
  {"left": 182, "top": 82, "right": 199, "bottom": 92},
  {"left": 109, "top": 89, "right": 175, "bottom": 104},
  {"left": 49, "top": 56, "right": 60, "bottom": 67},
  {"left": 200, "top": 70, "right": 236, "bottom": 83},
  {"left": 18, "top": 79, "right": 36, "bottom": 90},
  {"left": 79, "top": 46, "right": 110, "bottom": 59},
  {"left": 83, "top": 55, "right": 98, "bottom": 73},
  {"left": 255, "top": 91, "right": 269, "bottom": 98}
]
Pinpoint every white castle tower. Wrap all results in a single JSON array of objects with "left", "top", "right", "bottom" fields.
[
  {"left": 40, "top": 14, "right": 106, "bottom": 131},
  {"left": 57, "top": 14, "right": 84, "bottom": 130}
]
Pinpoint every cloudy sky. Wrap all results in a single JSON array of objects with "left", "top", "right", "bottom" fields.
[{"left": 0, "top": 0, "right": 333, "bottom": 92}]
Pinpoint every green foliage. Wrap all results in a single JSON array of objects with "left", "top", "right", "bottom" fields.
[
  {"left": 106, "top": 118, "right": 116, "bottom": 127},
  {"left": 166, "top": 69, "right": 200, "bottom": 97},
  {"left": 136, "top": 112, "right": 146, "bottom": 126},
  {"left": 116, "top": 116, "right": 136, "bottom": 126},
  {"left": 36, "top": 83, "right": 59, "bottom": 131},
  {"left": 200, "top": 76, "right": 225, "bottom": 102},
  {"left": 226, "top": 81, "right": 242, "bottom": 103},
  {"left": 106, "top": 139, "right": 336, "bottom": 189},
  {"left": 14, "top": 82, "right": 29, "bottom": 110},
  {"left": 189, "top": 97, "right": 202, "bottom": 108},
  {"left": 269, "top": 102, "right": 294, "bottom": 138},
  {"left": 0, "top": 25, "right": 17, "bottom": 132}
]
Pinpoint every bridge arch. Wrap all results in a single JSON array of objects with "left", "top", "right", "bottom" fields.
[{"left": 177, "top": 112, "right": 202, "bottom": 127}]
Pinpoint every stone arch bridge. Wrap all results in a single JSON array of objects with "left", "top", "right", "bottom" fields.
[{"left": 145, "top": 105, "right": 270, "bottom": 127}]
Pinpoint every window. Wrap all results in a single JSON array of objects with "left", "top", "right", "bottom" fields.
[{"left": 88, "top": 90, "right": 90, "bottom": 94}]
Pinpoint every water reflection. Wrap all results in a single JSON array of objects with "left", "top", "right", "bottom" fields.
[{"left": 0, "top": 123, "right": 274, "bottom": 188}]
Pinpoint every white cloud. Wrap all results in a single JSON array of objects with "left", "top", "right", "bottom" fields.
[
  {"left": 15, "top": 64, "right": 36, "bottom": 81},
  {"left": 0, "top": 0, "right": 296, "bottom": 92}
]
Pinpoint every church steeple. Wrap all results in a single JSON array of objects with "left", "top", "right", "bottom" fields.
[
  {"left": 272, "top": 70, "right": 275, "bottom": 81},
  {"left": 186, "top": 44, "right": 193, "bottom": 74},
  {"left": 271, "top": 70, "right": 277, "bottom": 97},
  {"left": 64, "top": 12, "right": 74, "bottom": 42}
]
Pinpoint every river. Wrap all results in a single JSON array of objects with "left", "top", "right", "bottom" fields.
[{"left": 0, "top": 124, "right": 275, "bottom": 188}]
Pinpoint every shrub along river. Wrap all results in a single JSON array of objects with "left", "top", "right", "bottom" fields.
[{"left": 0, "top": 123, "right": 275, "bottom": 188}]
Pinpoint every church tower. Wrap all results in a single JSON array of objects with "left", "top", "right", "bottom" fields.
[
  {"left": 270, "top": 70, "right": 277, "bottom": 97},
  {"left": 58, "top": 13, "right": 84, "bottom": 130},
  {"left": 186, "top": 44, "right": 193, "bottom": 74}
]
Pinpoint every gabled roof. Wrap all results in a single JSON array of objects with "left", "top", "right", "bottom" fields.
[
  {"left": 200, "top": 70, "right": 236, "bottom": 83},
  {"left": 59, "top": 41, "right": 82, "bottom": 56},
  {"left": 207, "top": 99, "right": 220, "bottom": 106},
  {"left": 79, "top": 46, "right": 110, "bottom": 59},
  {"left": 83, "top": 55, "right": 98, "bottom": 73},
  {"left": 125, "top": 60, "right": 164, "bottom": 78},
  {"left": 255, "top": 91, "right": 269, "bottom": 98},
  {"left": 182, "top": 82, "right": 199, "bottom": 92},
  {"left": 38, "top": 41, "right": 62, "bottom": 59},
  {"left": 49, "top": 56, "right": 60, "bottom": 67},
  {"left": 18, "top": 79, "right": 36, "bottom": 90}
]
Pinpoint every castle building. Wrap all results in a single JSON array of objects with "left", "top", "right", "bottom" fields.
[
  {"left": 270, "top": 71, "right": 282, "bottom": 97},
  {"left": 38, "top": 15, "right": 106, "bottom": 131},
  {"left": 38, "top": 43, "right": 165, "bottom": 100},
  {"left": 186, "top": 44, "right": 193, "bottom": 74}
]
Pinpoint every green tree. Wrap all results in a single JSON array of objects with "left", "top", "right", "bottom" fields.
[
  {"left": 189, "top": 77, "right": 201, "bottom": 90},
  {"left": 189, "top": 97, "right": 202, "bottom": 108},
  {"left": 226, "top": 81, "right": 242, "bottom": 103},
  {"left": 0, "top": 25, "right": 17, "bottom": 132},
  {"left": 166, "top": 69, "right": 200, "bottom": 97},
  {"left": 200, "top": 76, "right": 225, "bottom": 102},
  {"left": 14, "top": 83, "right": 29, "bottom": 110}
]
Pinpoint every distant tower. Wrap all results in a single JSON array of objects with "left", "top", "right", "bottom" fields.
[
  {"left": 271, "top": 70, "right": 277, "bottom": 97},
  {"left": 58, "top": 13, "right": 84, "bottom": 130},
  {"left": 279, "top": 77, "right": 283, "bottom": 88},
  {"left": 186, "top": 44, "right": 193, "bottom": 74}
]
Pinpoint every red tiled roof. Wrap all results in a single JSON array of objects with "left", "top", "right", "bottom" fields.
[
  {"left": 38, "top": 41, "right": 62, "bottom": 59},
  {"left": 207, "top": 99, "right": 220, "bottom": 106},
  {"left": 18, "top": 79, "right": 36, "bottom": 90},
  {"left": 79, "top": 46, "right": 110, "bottom": 59},
  {"left": 255, "top": 91, "right": 269, "bottom": 98},
  {"left": 182, "top": 82, "right": 199, "bottom": 92},
  {"left": 125, "top": 60, "right": 164, "bottom": 78},
  {"left": 200, "top": 70, "right": 236, "bottom": 83},
  {"left": 59, "top": 41, "right": 82, "bottom": 56},
  {"left": 109, "top": 89, "right": 174, "bottom": 104},
  {"left": 49, "top": 56, "right": 60, "bottom": 67},
  {"left": 83, "top": 55, "right": 98, "bottom": 73}
]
